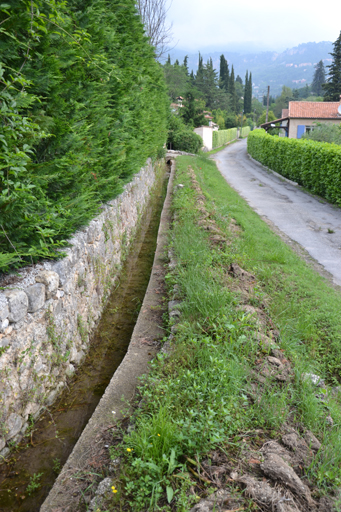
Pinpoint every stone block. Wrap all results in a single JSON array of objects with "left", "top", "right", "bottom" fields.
[
  {"left": 0, "top": 319, "right": 9, "bottom": 334},
  {"left": 26, "top": 283, "right": 46, "bottom": 313},
  {"left": 4, "top": 289, "right": 28, "bottom": 323},
  {"left": 6, "top": 412, "right": 23, "bottom": 440},
  {"left": 0, "top": 297, "right": 9, "bottom": 322},
  {"left": 0, "top": 336, "right": 10, "bottom": 348},
  {"left": 35, "top": 270, "right": 60, "bottom": 299}
]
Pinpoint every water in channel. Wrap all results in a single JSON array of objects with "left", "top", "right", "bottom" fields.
[{"left": 0, "top": 167, "right": 168, "bottom": 512}]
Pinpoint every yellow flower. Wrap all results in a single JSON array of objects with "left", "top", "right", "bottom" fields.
[
  {"left": 127, "top": 448, "right": 132, "bottom": 452},
  {"left": 157, "top": 434, "right": 160, "bottom": 437},
  {"left": 111, "top": 485, "right": 118, "bottom": 494}
]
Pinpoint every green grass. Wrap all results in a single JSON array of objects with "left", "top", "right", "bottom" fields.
[{"left": 106, "top": 154, "right": 341, "bottom": 511}]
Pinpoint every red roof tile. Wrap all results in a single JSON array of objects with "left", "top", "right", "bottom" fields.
[{"left": 288, "top": 101, "right": 341, "bottom": 119}]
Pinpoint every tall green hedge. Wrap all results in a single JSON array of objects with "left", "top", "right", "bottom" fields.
[
  {"left": 241, "top": 126, "right": 250, "bottom": 137},
  {"left": 248, "top": 129, "right": 341, "bottom": 205},
  {"left": 0, "top": 0, "right": 168, "bottom": 272},
  {"left": 212, "top": 128, "right": 237, "bottom": 148}
]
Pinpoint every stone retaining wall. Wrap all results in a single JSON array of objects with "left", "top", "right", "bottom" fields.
[{"left": 0, "top": 159, "right": 160, "bottom": 457}]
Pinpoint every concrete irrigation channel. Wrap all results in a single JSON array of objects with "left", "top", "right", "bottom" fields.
[{"left": 0, "top": 159, "right": 175, "bottom": 512}]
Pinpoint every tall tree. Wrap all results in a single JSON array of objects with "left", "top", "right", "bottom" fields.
[
  {"left": 219, "top": 54, "right": 229, "bottom": 92},
  {"left": 323, "top": 31, "right": 341, "bottom": 101},
  {"left": 136, "top": 0, "right": 173, "bottom": 57},
  {"left": 183, "top": 55, "right": 189, "bottom": 75},
  {"left": 244, "top": 71, "right": 249, "bottom": 113},
  {"left": 311, "top": 60, "right": 326, "bottom": 96},
  {"left": 229, "top": 65, "right": 237, "bottom": 113}
]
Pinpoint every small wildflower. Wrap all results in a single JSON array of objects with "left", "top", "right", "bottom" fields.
[
  {"left": 157, "top": 434, "right": 160, "bottom": 437},
  {"left": 111, "top": 485, "right": 118, "bottom": 494},
  {"left": 127, "top": 448, "right": 132, "bottom": 452}
]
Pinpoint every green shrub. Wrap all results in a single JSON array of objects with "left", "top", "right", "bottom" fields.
[
  {"left": 247, "top": 129, "right": 341, "bottom": 204},
  {"left": 212, "top": 128, "right": 237, "bottom": 148},
  {"left": 167, "top": 115, "right": 202, "bottom": 153},
  {"left": 0, "top": 0, "right": 168, "bottom": 272},
  {"left": 241, "top": 126, "right": 250, "bottom": 137},
  {"left": 302, "top": 122, "right": 341, "bottom": 145}
]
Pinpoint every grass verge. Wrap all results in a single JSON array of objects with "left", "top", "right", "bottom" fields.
[{"left": 102, "top": 154, "right": 341, "bottom": 511}]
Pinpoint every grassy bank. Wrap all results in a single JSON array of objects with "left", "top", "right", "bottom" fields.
[{"left": 103, "top": 154, "right": 341, "bottom": 511}]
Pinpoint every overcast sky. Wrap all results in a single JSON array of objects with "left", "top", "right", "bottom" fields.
[{"left": 166, "top": 0, "right": 341, "bottom": 52}]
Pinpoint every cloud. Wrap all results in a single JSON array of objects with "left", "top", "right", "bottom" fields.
[{"left": 167, "top": 0, "right": 340, "bottom": 51}]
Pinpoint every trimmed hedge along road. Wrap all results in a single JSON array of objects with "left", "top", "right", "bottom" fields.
[{"left": 247, "top": 129, "right": 341, "bottom": 205}]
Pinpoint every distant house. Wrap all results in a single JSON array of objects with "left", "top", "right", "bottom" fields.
[{"left": 260, "top": 100, "right": 341, "bottom": 138}]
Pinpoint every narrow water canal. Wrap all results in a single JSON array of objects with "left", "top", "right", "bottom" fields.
[{"left": 0, "top": 168, "right": 168, "bottom": 511}]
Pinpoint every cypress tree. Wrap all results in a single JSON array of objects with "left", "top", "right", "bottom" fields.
[
  {"left": 183, "top": 55, "right": 189, "bottom": 75},
  {"left": 312, "top": 60, "right": 326, "bottom": 96},
  {"left": 219, "top": 54, "right": 229, "bottom": 92},
  {"left": 244, "top": 71, "right": 249, "bottom": 113},
  {"left": 323, "top": 31, "right": 341, "bottom": 101},
  {"left": 244, "top": 71, "right": 252, "bottom": 114},
  {"left": 229, "top": 65, "right": 237, "bottom": 113},
  {"left": 167, "top": 54, "right": 171, "bottom": 64}
]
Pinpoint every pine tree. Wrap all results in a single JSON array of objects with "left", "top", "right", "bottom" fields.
[
  {"left": 167, "top": 54, "right": 171, "bottom": 64},
  {"left": 323, "top": 31, "right": 341, "bottom": 101},
  {"left": 312, "top": 60, "right": 326, "bottom": 96}
]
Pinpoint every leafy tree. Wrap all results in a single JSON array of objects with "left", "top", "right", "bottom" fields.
[
  {"left": 311, "top": 60, "right": 326, "bottom": 96},
  {"left": 258, "top": 110, "right": 277, "bottom": 125},
  {"left": 225, "top": 114, "right": 237, "bottom": 128},
  {"left": 167, "top": 114, "right": 202, "bottom": 153},
  {"left": 323, "top": 31, "right": 341, "bottom": 101},
  {"left": 272, "top": 86, "right": 293, "bottom": 118},
  {"left": 181, "top": 92, "right": 206, "bottom": 127},
  {"left": 163, "top": 61, "right": 189, "bottom": 100},
  {"left": 302, "top": 122, "right": 341, "bottom": 144}
]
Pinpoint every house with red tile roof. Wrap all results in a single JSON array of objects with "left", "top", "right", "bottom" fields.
[{"left": 261, "top": 100, "right": 341, "bottom": 139}]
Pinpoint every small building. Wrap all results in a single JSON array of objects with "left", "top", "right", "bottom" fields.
[{"left": 260, "top": 100, "right": 341, "bottom": 139}]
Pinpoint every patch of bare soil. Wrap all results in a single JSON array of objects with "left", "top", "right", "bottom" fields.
[{"left": 186, "top": 165, "right": 336, "bottom": 512}]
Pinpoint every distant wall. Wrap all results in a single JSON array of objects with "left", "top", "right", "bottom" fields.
[
  {"left": 194, "top": 126, "right": 214, "bottom": 151},
  {"left": 0, "top": 159, "right": 161, "bottom": 457}
]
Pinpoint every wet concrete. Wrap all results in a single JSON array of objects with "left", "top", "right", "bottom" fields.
[
  {"left": 213, "top": 139, "right": 341, "bottom": 286},
  {"left": 0, "top": 167, "right": 168, "bottom": 512}
]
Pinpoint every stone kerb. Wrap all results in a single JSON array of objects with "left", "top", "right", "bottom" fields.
[{"left": 0, "top": 159, "right": 156, "bottom": 457}]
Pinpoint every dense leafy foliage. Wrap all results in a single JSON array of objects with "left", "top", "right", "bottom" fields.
[
  {"left": 167, "top": 115, "right": 202, "bottom": 153},
  {"left": 302, "top": 122, "right": 341, "bottom": 145},
  {"left": 0, "top": 0, "right": 168, "bottom": 272},
  {"left": 212, "top": 128, "right": 237, "bottom": 148},
  {"left": 240, "top": 126, "right": 250, "bottom": 137},
  {"left": 248, "top": 129, "right": 341, "bottom": 205}
]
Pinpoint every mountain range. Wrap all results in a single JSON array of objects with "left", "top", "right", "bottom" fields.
[{"left": 169, "top": 41, "right": 334, "bottom": 98}]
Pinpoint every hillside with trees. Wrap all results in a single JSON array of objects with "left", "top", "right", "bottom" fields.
[
  {"left": 163, "top": 53, "right": 256, "bottom": 150},
  {"left": 169, "top": 41, "right": 334, "bottom": 98}
]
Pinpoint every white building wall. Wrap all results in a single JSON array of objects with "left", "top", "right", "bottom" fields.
[{"left": 194, "top": 126, "right": 214, "bottom": 151}]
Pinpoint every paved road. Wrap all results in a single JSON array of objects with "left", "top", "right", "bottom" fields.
[{"left": 213, "top": 139, "right": 341, "bottom": 287}]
